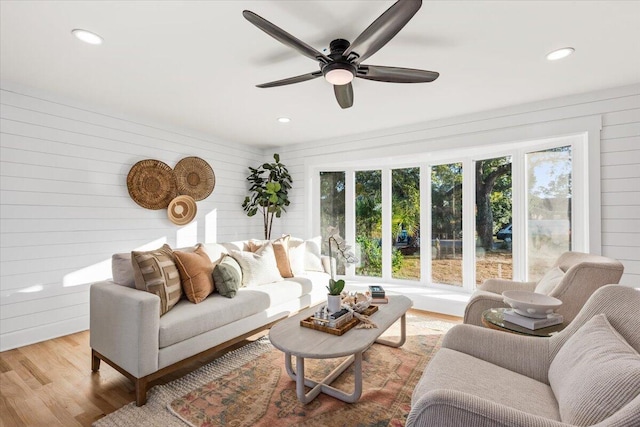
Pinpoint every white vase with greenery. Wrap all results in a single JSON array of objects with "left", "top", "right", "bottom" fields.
[{"left": 325, "top": 226, "right": 358, "bottom": 313}]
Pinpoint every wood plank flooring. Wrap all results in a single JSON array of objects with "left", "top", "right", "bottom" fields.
[{"left": 0, "top": 309, "right": 460, "bottom": 426}]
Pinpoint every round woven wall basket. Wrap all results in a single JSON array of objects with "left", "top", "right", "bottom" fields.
[
  {"left": 127, "top": 159, "right": 177, "bottom": 210},
  {"left": 174, "top": 157, "right": 215, "bottom": 201},
  {"left": 167, "top": 195, "right": 197, "bottom": 225}
]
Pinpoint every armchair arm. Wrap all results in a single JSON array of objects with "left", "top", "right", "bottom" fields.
[
  {"left": 464, "top": 280, "right": 536, "bottom": 326},
  {"left": 442, "top": 325, "right": 550, "bottom": 383},
  {"left": 408, "top": 389, "right": 566, "bottom": 427},
  {"left": 90, "top": 281, "right": 160, "bottom": 378}
]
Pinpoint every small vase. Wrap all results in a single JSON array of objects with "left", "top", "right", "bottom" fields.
[{"left": 327, "top": 294, "right": 342, "bottom": 313}]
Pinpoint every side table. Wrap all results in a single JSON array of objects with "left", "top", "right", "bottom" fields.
[{"left": 482, "top": 307, "right": 564, "bottom": 337}]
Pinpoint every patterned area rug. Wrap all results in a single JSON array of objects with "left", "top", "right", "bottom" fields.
[{"left": 94, "top": 313, "right": 454, "bottom": 427}]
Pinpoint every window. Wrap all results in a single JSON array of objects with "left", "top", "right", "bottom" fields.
[
  {"left": 313, "top": 130, "right": 591, "bottom": 292},
  {"left": 392, "top": 168, "right": 420, "bottom": 280},
  {"left": 355, "top": 170, "right": 382, "bottom": 277},
  {"left": 475, "top": 156, "right": 513, "bottom": 284}
]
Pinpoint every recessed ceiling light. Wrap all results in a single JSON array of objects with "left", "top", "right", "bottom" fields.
[
  {"left": 72, "top": 29, "right": 103, "bottom": 45},
  {"left": 277, "top": 117, "right": 291, "bottom": 123},
  {"left": 546, "top": 47, "right": 575, "bottom": 61}
]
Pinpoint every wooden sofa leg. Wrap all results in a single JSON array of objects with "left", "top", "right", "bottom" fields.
[
  {"left": 91, "top": 349, "right": 101, "bottom": 372},
  {"left": 135, "top": 378, "right": 148, "bottom": 406}
]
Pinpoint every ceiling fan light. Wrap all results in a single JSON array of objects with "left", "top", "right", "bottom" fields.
[
  {"left": 546, "top": 47, "right": 574, "bottom": 61},
  {"left": 325, "top": 68, "right": 354, "bottom": 85},
  {"left": 72, "top": 29, "right": 103, "bottom": 45}
]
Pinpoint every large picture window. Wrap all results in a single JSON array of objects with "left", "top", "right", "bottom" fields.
[{"left": 315, "top": 132, "right": 588, "bottom": 291}]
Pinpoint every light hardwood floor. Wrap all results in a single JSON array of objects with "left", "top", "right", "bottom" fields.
[{"left": 0, "top": 309, "right": 461, "bottom": 426}]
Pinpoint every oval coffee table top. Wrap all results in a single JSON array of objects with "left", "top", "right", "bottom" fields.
[{"left": 269, "top": 295, "right": 412, "bottom": 359}]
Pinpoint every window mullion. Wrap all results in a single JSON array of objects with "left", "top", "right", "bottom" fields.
[
  {"left": 462, "top": 159, "right": 476, "bottom": 291},
  {"left": 345, "top": 169, "right": 356, "bottom": 279},
  {"left": 420, "top": 165, "right": 431, "bottom": 285},
  {"left": 382, "top": 168, "right": 392, "bottom": 280}
]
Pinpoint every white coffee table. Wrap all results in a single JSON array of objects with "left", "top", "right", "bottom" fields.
[{"left": 269, "top": 295, "right": 412, "bottom": 404}]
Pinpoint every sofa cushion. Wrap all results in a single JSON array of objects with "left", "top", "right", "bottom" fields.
[
  {"left": 174, "top": 245, "right": 215, "bottom": 304},
  {"left": 158, "top": 279, "right": 316, "bottom": 348},
  {"left": 200, "top": 243, "right": 229, "bottom": 264},
  {"left": 230, "top": 243, "right": 282, "bottom": 287},
  {"left": 413, "top": 348, "right": 561, "bottom": 421},
  {"left": 247, "top": 236, "right": 294, "bottom": 278},
  {"left": 534, "top": 266, "right": 564, "bottom": 294},
  {"left": 112, "top": 253, "right": 135, "bottom": 287},
  {"left": 212, "top": 255, "right": 242, "bottom": 298},
  {"left": 548, "top": 314, "right": 640, "bottom": 426},
  {"left": 131, "top": 244, "right": 182, "bottom": 316}
]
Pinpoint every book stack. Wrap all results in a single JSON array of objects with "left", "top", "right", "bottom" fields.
[
  {"left": 503, "top": 309, "right": 563, "bottom": 330},
  {"left": 369, "top": 285, "right": 388, "bottom": 304}
]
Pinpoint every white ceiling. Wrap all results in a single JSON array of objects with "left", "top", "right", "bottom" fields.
[{"left": 2, "top": 1, "right": 639, "bottom": 148}]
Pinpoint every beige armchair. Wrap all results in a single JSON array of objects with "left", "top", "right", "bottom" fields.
[
  {"left": 464, "top": 251, "right": 624, "bottom": 326},
  {"left": 408, "top": 284, "right": 640, "bottom": 427}
]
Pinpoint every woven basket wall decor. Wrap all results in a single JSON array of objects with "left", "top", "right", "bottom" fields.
[
  {"left": 127, "top": 159, "right": 177, "bottom": 210},
  {"left": 167, "top": 195, "right": 197, "bottom": 225},
  {"left": 174, "top": 157, "right": 215, "bottom": 201}
]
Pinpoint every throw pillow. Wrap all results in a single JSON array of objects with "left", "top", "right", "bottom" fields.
[
  {"left": 548, "top": 314, "right": 640, "bottom": 426},
  {"left": 272, "top": 235, "right": 294, "bottom": 278},
  {"left": 212, "top": 255, "right": 243, "bottom": 298},
  {"left": 173, "top": 245, "right": 215, "bottom": 304},
  {"left": 288, "top": 238, "right": 306, "bottom": 276},
  {"left": 247, "top": 239, "right": 269, "bottom": 252},
  {"left": 230, "top": 243, "right": 282, "bottom": 287},
  {"left": 131, "top": 244, "right": 182, "bottom": 316},
  {"left": 534, "top": 266, "right": 564, "bottom": 294},
  {"left": 304, "top": 236, "right": 324, "bottom": 272}
]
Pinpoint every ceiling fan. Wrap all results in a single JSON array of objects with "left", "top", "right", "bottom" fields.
[{"left": 243, "top": 0, "right": 439, "bottom": 109}]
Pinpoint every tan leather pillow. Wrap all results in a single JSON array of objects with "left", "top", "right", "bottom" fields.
[
  {"left": 173, "top": 245, "right": 215, "bottom": 303},
  {"left": 272, "top": 235, "right": 293, "bottom": 278}
]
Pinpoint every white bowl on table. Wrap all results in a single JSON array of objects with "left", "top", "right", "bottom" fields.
[{"left": 502, "top": 290, "right": 562, "bottom": 319}]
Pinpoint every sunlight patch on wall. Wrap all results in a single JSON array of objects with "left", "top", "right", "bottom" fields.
[
  {"left": 205, "top": 209, "right": 217, "bottom": 243},
  {"left": 177, "top": 221, "right": 198, "bottom": 248}
]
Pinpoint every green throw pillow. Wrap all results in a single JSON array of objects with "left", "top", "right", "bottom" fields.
[{"left": 212, "top": 255, "right": 242, "bottom": 298}]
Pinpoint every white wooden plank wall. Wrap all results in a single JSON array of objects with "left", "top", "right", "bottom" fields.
[
  {"left": 0, "top": 83, "right": 264, "bottom": 351},
  {"left": 275, "top": 84, "right": 640, "bottom": 288}
]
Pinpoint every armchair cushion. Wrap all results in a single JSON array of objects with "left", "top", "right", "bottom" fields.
[
  {"left": 414, "top": 348, "right": 561, "bottom": 421},
  {"left": 548, "top": 314, "right": 640, "bottom": 426}
]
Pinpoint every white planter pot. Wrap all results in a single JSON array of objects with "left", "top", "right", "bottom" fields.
[{"left": 327, "top": 294, "right": 342, "bottom": 313}]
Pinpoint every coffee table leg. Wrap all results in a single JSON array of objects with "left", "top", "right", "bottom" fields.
[
  {"left": 283, "top": 352, "right": 363, "bottom": 404},
  {"left": 375, "top": 313, "right": 407, "bottom": 348}
]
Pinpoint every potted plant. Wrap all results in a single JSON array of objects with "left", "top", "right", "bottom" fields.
[
  {"left": 326, "top": 226, "right": 358, "bottom": 312},
  {"left": 242, "top": 153, "right": 292, "bottom": 239}
]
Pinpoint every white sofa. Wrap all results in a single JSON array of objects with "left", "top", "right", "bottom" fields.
[{"left": 90, "top": 240, "right": 330, "bottom": 406}]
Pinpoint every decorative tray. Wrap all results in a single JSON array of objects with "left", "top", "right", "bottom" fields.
[{"left": 300, "top": 305, "right": 378, "bottom": 336}]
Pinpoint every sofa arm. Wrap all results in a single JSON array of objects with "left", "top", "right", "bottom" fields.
[
  {"left": 407, "top": 389, "right": 566, "bottom": 427},
  {"left": 90, "top": 281, "right": 160, "bottom": 378},
  {"left": 442, "top": 324, "right": 550, "bottom": 383},
  {"left": 463, "top": 290, "right": 510, "bottom": 326}
]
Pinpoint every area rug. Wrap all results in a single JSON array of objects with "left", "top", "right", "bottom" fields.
[{"left": 94, "top": 313, "right": 454, "bottom": 427}]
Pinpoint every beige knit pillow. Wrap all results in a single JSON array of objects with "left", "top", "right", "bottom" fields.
[
  {"left": 548, "top": 314, "right": 640, "bottom": 426},
  {"left": 230, "top": 243, "right": 282, "bottom": 287},
  {"left": 131, "top": 244, "right": 182, "bottom": 316}
]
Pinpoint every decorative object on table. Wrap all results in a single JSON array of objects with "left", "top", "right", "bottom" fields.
[
  {"left": 370, "top": 295, "right": 389, "bottom": 304},
  {"left": 167, "top": 195, "right": 197, "bottom": 225},
  {"left": 502, "top": 290, "right": 563, "bottom": 319},
  {"left": 174, "top": 156, "right": 215, "bottom": 200},
  {"left": 502, "top": 308, "right": 564, "bottom": 330},
  {"left": 325, "top": 226, "right": 359, "bottom": 312},
  {"left": 127, "top": 159, "right": 177, "bottom": 209},
  {"left": 369, "top": 285, "right": 385, "bottom": 298},
  {"left": 242, "top": 153, "right": 292, "bottom": 239},
  {"left": 341, "top": 292, "right": 371, "bottom": 313},
  {"left": 300, "top": 305, "right": 378, "bottom": 336}
]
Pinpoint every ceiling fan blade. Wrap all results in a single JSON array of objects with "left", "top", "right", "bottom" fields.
[
  {"left": 357, "top": 65, "right": 439, "bottom": 83},
  {"left": 256, "top": 71, "right": 322, "bottom": 88},
  {"left": 243, "top": 10, "right": 331, "bottom": 64},
  {"left": 334, "top": 83, "right": 354, "bottom": 109},
  {"left": 343, "top": 0, "right": 422, "bottom": 65}
]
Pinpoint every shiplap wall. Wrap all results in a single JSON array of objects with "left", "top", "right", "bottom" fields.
[
  {"left": 0, "top": 82, "right": 264, "bottom": 351},
  {"left": 273, "top": 84, "right": 640, "bottom": 288}
]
